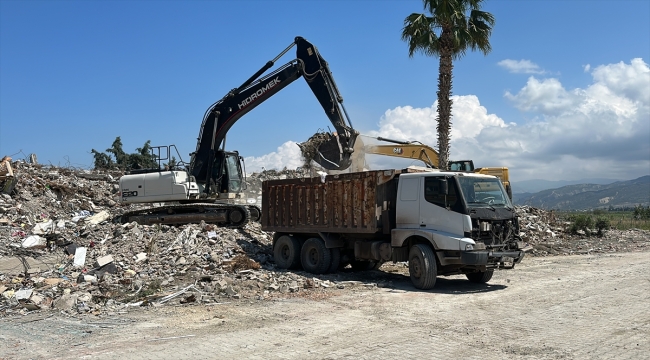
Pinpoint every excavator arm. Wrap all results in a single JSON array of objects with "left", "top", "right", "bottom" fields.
[
  {"left": 190, "top": 36, "right": 358, "bottom": 190},
  {"left": 366, "top": 137, "right": 442, "bottom": 169},
  {"left": 365, "top": 136, "right": 513, "bottom": 199}
]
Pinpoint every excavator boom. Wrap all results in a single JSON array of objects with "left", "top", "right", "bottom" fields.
[{"left": 190, "top": 36, "right": 358, "bottom": 189}]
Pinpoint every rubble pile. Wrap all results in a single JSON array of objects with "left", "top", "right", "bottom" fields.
[
  {"left": 242, "top": 168, "right": 312, "bottom": 203},
  {"left": 0, "top": 163, "right": 353, "bottom": 317},
  {"left": 0, "top": 161, "right": 648, "bottom": 316},
  {"left": 516, "top": 205, "right": 650, "bottom": 256}
]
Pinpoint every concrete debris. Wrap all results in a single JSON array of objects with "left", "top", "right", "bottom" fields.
[
  {"left": 95, "top": 254, "right": 114, "bottom": 267},
  {"left": 515, "top": 206, "right": 650, "bottom": 256},
  {"left": 73, "top": 247, "right": 87, "bottom": 267},
  {"left": 22, "top": 235, "right": 46, "bottom": 249},
  {"left": 0, "top": 160, "right": 648, "bottom": 317}
]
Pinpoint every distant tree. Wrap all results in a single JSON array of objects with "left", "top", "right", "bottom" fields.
[
  {"left": 106, "top": 137, "right": 128, "bottom": 166},
  {"left": 91, "top": 149, "right": 115, "bottom": 170},
  {"left": 164, "top": 156, "right": 178, "bottom": 170},
  {"left": 402, "top": 0, "right": 495, "bottom": 169},
  {"left": 128, "top": 140, "right": 158, "bottom": 170},
  {"left": 92, "top": 137, "right": 158, "bottom": 170}
]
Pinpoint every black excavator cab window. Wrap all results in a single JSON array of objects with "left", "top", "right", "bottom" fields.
[
  {"left": 210, "top": 151, "right": 243, "bottom": 194},
  {"left": 224, "top": 153, "right": 243, "bottom": 193}
]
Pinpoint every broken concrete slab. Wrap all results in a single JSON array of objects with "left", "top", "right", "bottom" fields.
[
  {"left": 95, "top": 254, "right": 114, "bottom": 267},
  {"left": 21, "top": 235, "right": 46, "bottom": 249},
  {"left": 73, "top": 247, "right": 87, "bottom": 267}
]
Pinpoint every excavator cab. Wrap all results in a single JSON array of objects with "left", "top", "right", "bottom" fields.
[
  {"left": 210, "top": 150, "right": 245, "bottom": 195},
  {"left": 449, "top": 160, "right": 475, "bottom": 172}
]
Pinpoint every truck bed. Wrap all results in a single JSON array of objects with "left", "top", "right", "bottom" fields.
[{"left": 261, "top": 169, "right": 405, "bottom": 234}]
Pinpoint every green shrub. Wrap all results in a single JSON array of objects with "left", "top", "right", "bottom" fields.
[
  {"left": 569, "top": 214, "right": 593, "bottom": 235},
  {"left": 595, "top": 217, "right": 610, "bottom": 236}
]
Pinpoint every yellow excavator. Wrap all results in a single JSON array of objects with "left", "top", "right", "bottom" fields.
[{"left": 365, "top": 137, "right": 513, "bottom": 200}]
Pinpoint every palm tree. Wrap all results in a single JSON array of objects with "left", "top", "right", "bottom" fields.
[{"left": 402, "top": 0, "right": 494, "bottom": 170}]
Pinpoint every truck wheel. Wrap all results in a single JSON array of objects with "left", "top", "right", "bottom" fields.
[
  {"left": 301, "top": 238, "right": 332, "bottom": 274},
  {"left": 274, "top": 235, "right": 302, "bottom": 270},
  {"left": 466, "top": 270, "right": 494, "bottom": 283},
  {"left": 327, "top": 248, "right": 341, "bottom": 274},
  {"left": 409, "top": 244, "right": 437, "bottom": 290}
]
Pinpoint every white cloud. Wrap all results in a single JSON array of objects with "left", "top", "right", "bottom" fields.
[
  {"left": 366, "top": 95, "right": 512, "bottom": 144},
  {"left": 492, "top": 58, "right": 649, "bottom": 180},
  {"left": 367, "top": 58, "right": 649, "bottom": 181},
  {"left": 362, "top": 95, "right": 514, "bottom": 169},
  {"left": 505, "top": 77, "right": 579, "bottom": 115},
  {"left": 498, "top": 59, "right": 545, "bottom": 74},
  {"left": 591, "top": 58, "right": 650, "bottom": 103},
  {"left": 243, "top": 59, "right": 649, "bottom": 182},
  {"left": 243, "top": 141, "right": 305, "bottom": 173},
  {"left": 583, "top": 64, "right": 591, "bottom": 72}
]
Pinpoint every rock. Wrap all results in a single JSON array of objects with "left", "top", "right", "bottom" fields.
[
  {"left": 224, "top": 285, "right": 237, "bottom": 296},
  {"left": 54, "top": 294, "right": 78, "bottom": 310},
  {"left": 95, "top": 254, "right": 114, "bottom": 267}
]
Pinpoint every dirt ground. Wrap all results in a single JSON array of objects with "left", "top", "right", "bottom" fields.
[{"left": 1, "top": 251, "right": 649, "bottom": 360}]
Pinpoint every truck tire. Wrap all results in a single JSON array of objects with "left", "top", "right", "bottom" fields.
[
  {"left": 274, "top": 235, "right": 302, "bottom": 270},
  {"left": 409, "top": 244, "right": 437, "bottom": 290},
  {"left": 327, "top": 248, "right": 341, "bottom": 273},
  {"left": 466, "top": 270, "right": 494, "bottom": 283},
  {"left": 301, "top": 237, "right": 332, "bottom": 275}
]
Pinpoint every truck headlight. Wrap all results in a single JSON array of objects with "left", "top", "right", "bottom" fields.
[{"left": 465, "top": 244, "right": 474, "bottom": 251}]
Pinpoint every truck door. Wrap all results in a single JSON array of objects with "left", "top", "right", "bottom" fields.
[
  {"left": 395, "top": 177, "right": 420, "bottom": 227},
  {"left": 420, "top": 176, "right": 466, "bottom": 241}
]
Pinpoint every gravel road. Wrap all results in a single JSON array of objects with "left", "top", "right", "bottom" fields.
[{"left": 2, "top": 251, "right": 648, "bottom": 360}]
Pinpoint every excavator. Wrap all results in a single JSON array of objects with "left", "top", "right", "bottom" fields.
[
  {"left": 117, "top": 36, "right": 358, "bottom": 227},
  {"left": 364, "top": 136, "right": 513, "bottom": 200}
]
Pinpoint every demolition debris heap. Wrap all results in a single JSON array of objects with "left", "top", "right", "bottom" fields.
[{"left": 1, "top": 160, "right": 648, "bottom": 316}]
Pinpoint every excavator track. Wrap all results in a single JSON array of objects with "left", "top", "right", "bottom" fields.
[{"left": 119, "top": 203, "right": 251, "bottom": 228}]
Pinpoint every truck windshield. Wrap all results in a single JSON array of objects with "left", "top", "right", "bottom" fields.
[{"left": 457, "top": 177, "right": 512, "bottom": 207}]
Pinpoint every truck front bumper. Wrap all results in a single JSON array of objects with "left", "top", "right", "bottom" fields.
[
  {"left": 462, "top": 250, "right": 525, "bottom": 268},
  {"left": 438, "top": 249, "right": 525, "bottom": 268}
]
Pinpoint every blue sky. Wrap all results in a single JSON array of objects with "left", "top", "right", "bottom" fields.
[{"left": 1, "top": 0, "right": 649, "bottom": 182}]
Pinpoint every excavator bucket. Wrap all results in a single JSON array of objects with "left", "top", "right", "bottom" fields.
[{"left": 299, "top": 132, "right": 357, "bottom": 171}]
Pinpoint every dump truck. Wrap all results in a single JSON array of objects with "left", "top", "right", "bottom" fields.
[{"left": 261, "top": 167, "right": 525, "bottom": 289}]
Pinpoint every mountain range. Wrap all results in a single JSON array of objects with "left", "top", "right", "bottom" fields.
[{"left": 512, "top": 175, "right": 650, "bottom": 210}]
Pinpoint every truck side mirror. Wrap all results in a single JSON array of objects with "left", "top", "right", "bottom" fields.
[{"left": 438, "top": 179, "right": 448, "bottom": 195}]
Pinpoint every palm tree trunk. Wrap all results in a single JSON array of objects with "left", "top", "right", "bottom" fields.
[{"left": 436, "top": 28, "right": 454, "bottom": 170}]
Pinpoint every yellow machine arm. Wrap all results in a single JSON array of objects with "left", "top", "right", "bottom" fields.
[
  {"left": 364, "top": 143, "right": 439, "bottom": 168},
  {"left": 364, "top": 137, "right": 513, "bottom": 199}
]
